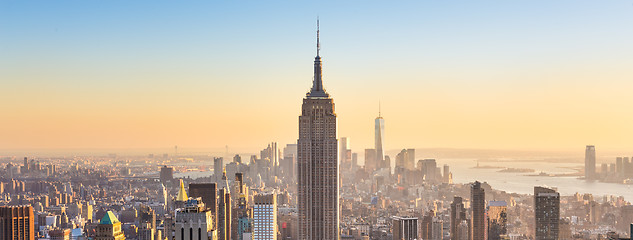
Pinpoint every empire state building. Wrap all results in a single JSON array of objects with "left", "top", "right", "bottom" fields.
[{"left": 297, "top": 20, "right": 339, "bottom": 240}]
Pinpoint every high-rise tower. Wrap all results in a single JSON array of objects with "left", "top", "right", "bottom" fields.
[
  {"left": 585, "top": 145, "right": 596, "bottom": 180},
  {"left": 534, "top": 186, "right": 560, "bottom": 240},
  {"left": 297, "top": 19, "right": 339, "bottom": 240},
  {"left": 218, "top": 169, "right": 232, "bottom": 240},
  {"left": 375, "top": 103, "right": 385, "bottom": 164},
  {"left": 0, "top": 206, "right": 34, "bottom": 240},
  {"left": 450, "top": 197, "right": 468, "bottom": 240},
  {"left": 471, "top": 181, "right": 486, "bottom": 240}
]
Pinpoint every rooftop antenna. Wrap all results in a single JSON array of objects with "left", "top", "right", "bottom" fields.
[
  {"left": 317, "top": 17, "right": 320, "bottom": 56},
  {"left": 379, "top": 100, "right": 382, "bottom": 118}
]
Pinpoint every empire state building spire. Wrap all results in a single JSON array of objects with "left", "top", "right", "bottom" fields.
[
  {"left": 308, "top": 18, "right": 329, "bottom": 98},
  {"left": 298, "top": 18, "right": 339, "bottom": 239}
]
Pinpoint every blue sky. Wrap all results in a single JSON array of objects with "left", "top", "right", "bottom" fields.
[{"left": 2, "top": 1, "right": 633, "bottom": 152}]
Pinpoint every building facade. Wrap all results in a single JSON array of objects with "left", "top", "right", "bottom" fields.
[
  {"left": 451, "top": 197, "right": 468, "bottom": 240},
  {"left": 0, "top": 205, "right": 34, "bottom": 240},
  {"left": 253, "top": 193, "right": 277, "bottom": 240},
  {"left": 175, "top": 199, "right": 215, "bottom": 240},
  {"left": 95, "top": 211, "right": 126, "bottom": 240},
  {"left": 392, "top": 217, "right": 417, "bottom": 240},
  {"left": 218, "top": 170, "right": 232, "bottom": 240},
  {"left": 585, "top": 145, "right": 596, "bottom": 180},
  {"left": 375, "top": 112, "right": 385, "bottom": 164},
  {"left": 189, "top": 183, "right": 217, "bottom": 215},
  {"left": 471, "top": 181, "right": 486, "bottom": 240},
  {"left": 297, "top": 20, "right": 339, "bottom": 240},
  {"left": 535, "top": 186, "right": 560, "bottom": 240},
  {"left": 487, "top": 201, "right": 508, "bottom": 240}
]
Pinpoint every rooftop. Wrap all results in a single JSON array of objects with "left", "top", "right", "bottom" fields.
[{"left": 100, "top": 211, "right": 120, "bottom": 225}]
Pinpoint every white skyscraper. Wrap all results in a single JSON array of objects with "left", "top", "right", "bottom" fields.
[
  {"left": 375, "top": 105, "right": 385, "bottom": 164},
  {"left": 253, "top": 193, "right": 277, "bottom": 240}
]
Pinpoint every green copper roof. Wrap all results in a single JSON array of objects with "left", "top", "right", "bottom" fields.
[{"left": 100, "top": 211, "right": 120, "bottom": 225}]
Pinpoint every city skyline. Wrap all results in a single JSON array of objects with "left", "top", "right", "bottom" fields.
[
  {"left": 3, "top": 2, "right": 633, "bottom": 239},
  {"left": 2, "top": 1, "right": 633, "bottom": 153}
]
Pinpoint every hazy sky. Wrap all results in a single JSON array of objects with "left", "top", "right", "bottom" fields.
[{"left": 1, "top": 1, "right": 633, "bottom": 153}]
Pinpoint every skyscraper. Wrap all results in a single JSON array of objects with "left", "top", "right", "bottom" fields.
[
  {"left": 188, "top": 183, "right": 217, "bottom": 215},
  {"left": 160, "top": 165, "right": 173, "bottom": 183},
  {"left": 534, "top": 186, "right": 560, "bottom": 240},
  {"left": 235, "top": 176, "right": 251, "bottom": 240},
  {"left": 253, "top": 193, "right": 277, "bottom": 240},
  {"left": 339, "top": 137, "right": 351, "bottom": 168},
  {"left": 487, "top": 201, "right": 507, "bottom": 240},
  {"left": 0, "top": 206, "right": 34, "bottom": 240},
  {"left": 214, "top": 157, "right": 223, "bottom": 181},
  {"left": 375, "top": 106, "right": 385, "bottom": 163},
  {"left": 392, "top": 216, "right": 418, "bottom": 240},
  {"left": 138, "top": 205, "right": 157, "bottom": 240},
  {"left": 451, "top": 197, "right": 468, "bottom": 240},
  {"left": 364, "top": 149, "right": 377, "bottom": 173},
  {"left": 471, "top": 181, "right": 486, "bottom": 240},
  {"left": 96, "top": 211, "right": 126, "bottom": 240},
  {"left": 585, "top": 145, "right": 596, "bottom": 180},
  {"left": 175, "top": 199, "right": 215, "bottom": 240},
  {"left": 282, "top": 144, "right": 297, "bottom": 181},
  {"left": 297, "top": 20, "right": 339, "bottom": 240},
  {"left": 217, "top": 169, "right": 232, "bottom": 240}
]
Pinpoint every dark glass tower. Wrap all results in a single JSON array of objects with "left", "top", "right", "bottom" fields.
[
  {"left": 534, "top": 186, "right": 560, "bottom": 240},
  {"left": 471, "top": 181, "right": 486, "bottom": 240},
  {"left": 297, "top": 20, "right": 339, "bottom": 240}
]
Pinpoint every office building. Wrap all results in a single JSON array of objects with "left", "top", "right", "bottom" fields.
[
  {"left": 431, "top": 217, "right": 443, "bottom": 240},
  {"left": 297, "top": 20, "right": 339, "bottom": 240},
  {"left": 471, "top": 181, "right": 486, "bottom": 240},
  {"left": 451, "top": 197, "right": 468, "bottom": 240},
  {"left": 214, "top": 157, "right": 223, "bottom": 181},
  {"left": 175, "top": 199, "right": 215, "bottom": 240},
  {"left": 160, "top": 166, "right": 174, "bottom": 183},
  {"left": 339, "top": 137, "right": 351, "bottom": 167},
  {"left": 535, "top": 186, "right": 560, "bottom": 240},
  {"left": 443, "top": 164, "right": 452, "bottom": 183},
  {"left": 419, "top": 159, "right": 438, "bottom": 183},
  {"left": 487, "top": 201, "right": 507, "bottom": 240},
  {"left": 585, "top": 145, "right": 596, "bottom": 180},
  {"left": 96, "top": 211, "right": 126, "bottom": 240},
  {"left": 375, "top": 108, "right": 385, "bottom": 164},
  {"left": 282, "top": 144, "right": 297, "bottom": 181},
  {"left": 253, "top": 193, "right": 277, "bottom": 240},
  {"left": 406, "top": 148, "right": 415, "bottom": 171},
  {"left": 138, "top": 205, "right": 158, "bottom": 240},
  {"left": 365, "top": 149, "right": 377, "bottom": 173},
  {"left": 235, "top": 185, "right": 251, "bottom": 240},
  {"left": 0, "top": 206, "right": 34, "bottom": 240},
  {"left": 420, "top": 211, "right": 434, "bottom": 239},
  {"left": 218, "top": 170, "right": 232, "bottom": 240},
  {"left": 394, "top": 149, "right": 408, "bottom": 172},
  {"left": 189, "top": 183, "right": 217, "bottom": 215},
  {"left": 392, "top": 217, "right": 417, "bottom": 240},
  {"left": 49, "top": 229, "right": 71, "bottom": 240}
]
